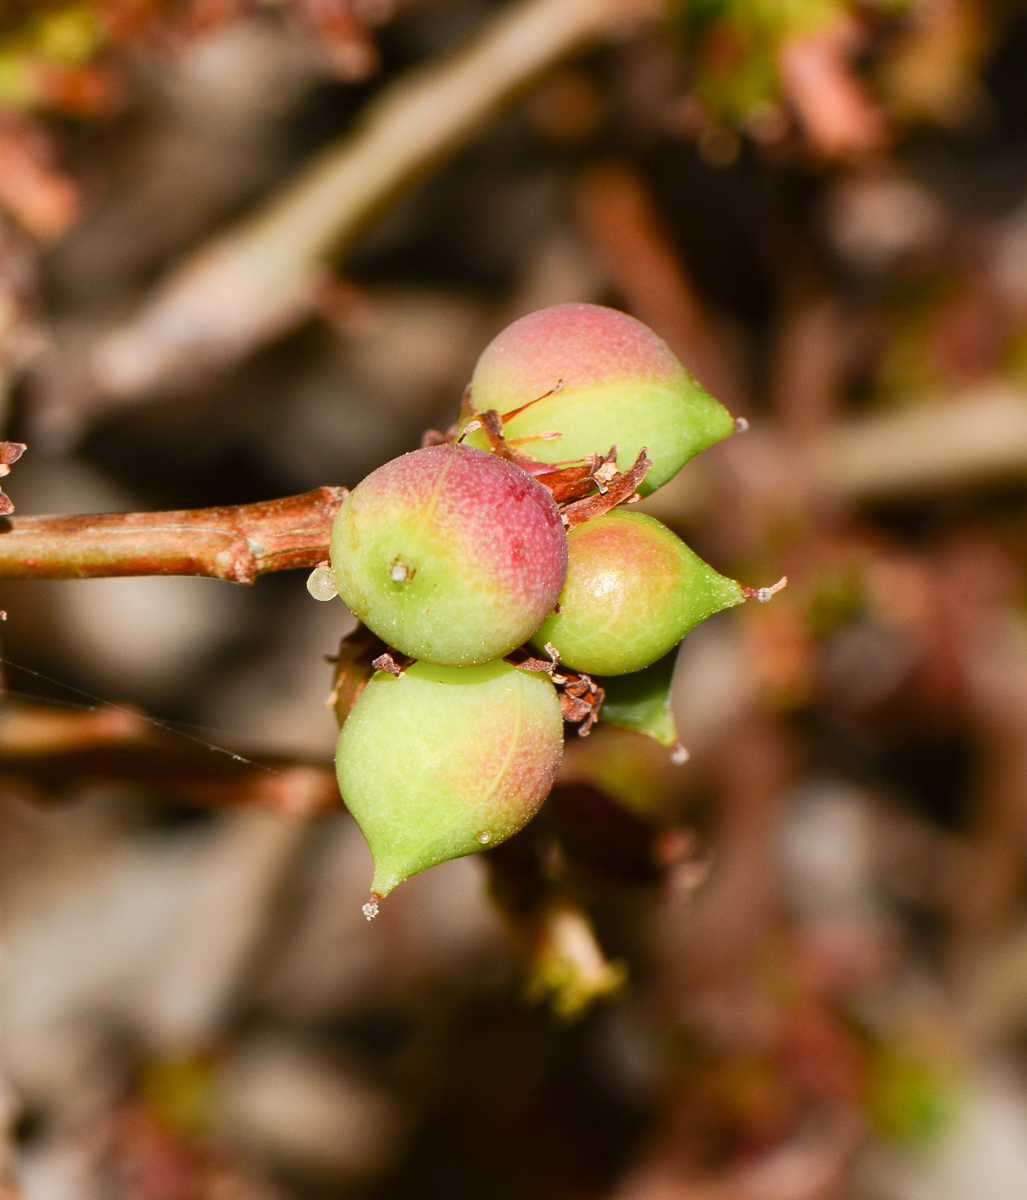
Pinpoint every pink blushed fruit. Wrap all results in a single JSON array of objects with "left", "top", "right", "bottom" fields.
[
  {"left": 463, "top": 303, "right": 736, "bottom": 494},
  {"left": 330, "top": 444, "right": 568, "bottom": 666},
  {"left": 336, "top": 659, "right": 564, "bottom": 899},
  {"left": 532, "top": 510, "right": 744, "bottom": 675}
]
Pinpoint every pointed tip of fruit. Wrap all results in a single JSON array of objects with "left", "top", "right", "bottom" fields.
[
  {"left": 362, "top": 891, "right": 382, "bottom": 920},
  {"left": 371, "top": 855, "right": 409, "bottom": 900}
]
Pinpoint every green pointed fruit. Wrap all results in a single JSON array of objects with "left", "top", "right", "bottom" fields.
[
  {"left": 463, "top": 303, "right": 736, "bottom": 494},
  {"left": 597, "top": 651, "right": 681, "bottom": 748},
  {"left": 330, "top": 444, "right": 567, "bottom": 666},
  {"left": 337, "top": 659, "right": 564, "bottom": 903},
  {"left": 532, "top": 511, "right": 743, "bottom": 676}
]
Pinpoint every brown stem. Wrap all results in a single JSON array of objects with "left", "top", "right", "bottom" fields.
[
  {"left": 33, "top": 0, "right": 658, "bottom": 447},
  {"left": 575, "top": 162, "right": 751, "bottom": 415},
  {"left": 0, "top": 486, "right": 347, "bottom": 582}
]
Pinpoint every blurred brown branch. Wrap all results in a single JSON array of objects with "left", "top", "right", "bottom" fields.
[
  {"left": 575, "top": 162, "right": 751, "bottom": 413},
  {"left": 0, "top": 486, "right": 346, "bottom": 582},
  {"left": 816, "top": 383, "right": 1027, "bottom": 499},
  {"left": 34, "top": 0, "right": 658, "bottom": 447},
  {"left": 642, "top": 384, "right": 1027, "bottom": 530},
  {"left": 0, "top": 701, "right": 338, "bottom": 815}
]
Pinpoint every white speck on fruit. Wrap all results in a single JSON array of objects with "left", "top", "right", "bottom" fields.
[
  {"left": 735, "top": 416, "right": 750, "bottom": 432},
  {"left": 389, "top": 558, "right": 410, "bottom": 582},
  {"left": 476, "top": 831, "right": 491, "bottom": 844},
  {"left": 306, "top": 564, "right": 338, "bottom": 601},
  {"left": 670, "top": 742, "right": 689, "bottom": 765},
  {"left": 362, "top": 894, "right": 380, "bottom": 920}
]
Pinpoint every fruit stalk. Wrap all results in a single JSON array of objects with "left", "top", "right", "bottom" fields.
[{"left": 0, "top": 487, "right": 348, "bottom": 582}]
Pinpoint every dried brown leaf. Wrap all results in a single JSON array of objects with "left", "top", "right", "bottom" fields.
[{"left": 559, "top": 447, "right": 652, "bottom": 529}]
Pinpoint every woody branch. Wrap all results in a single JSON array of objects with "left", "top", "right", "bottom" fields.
[{"left": 0, "top": 486, "right": 347, "bottom": 583}]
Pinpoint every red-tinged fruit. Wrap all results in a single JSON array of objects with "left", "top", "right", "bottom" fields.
[
  {"left": 463, "top": 303, "right": 736, "bottom": 494},
  {"left": 532, "top": 510, "right": 744, "bottom": 675},
  {"left": 336, "top": 659, "right": 564, "bottom": 904},
  {"left": 330, "top": 444, "right": 567, "bottom": 666}
]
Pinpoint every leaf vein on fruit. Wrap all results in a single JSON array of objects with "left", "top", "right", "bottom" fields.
[
  {"left": 475, "top": 684, "right": 524, "bottom": 816},
  {"left": 417, "top": 450, "right": 457, "bottom": 531}
]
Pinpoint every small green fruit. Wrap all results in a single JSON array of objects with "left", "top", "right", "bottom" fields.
[
  {"left": 533, "top": 511, "right": 743, "bottom": 675},
  {"left": 463, "top": 303, "right": 736, "bottom": 494},
  {"left": 331, "top": 444, "right": 567, "bottom": 666},
  {"left": 336, "top": 659, "right": 564, "bottom": 903}
]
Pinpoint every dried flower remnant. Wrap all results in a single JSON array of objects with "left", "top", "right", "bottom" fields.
[
  {"left": 512, "top": 644, "right": 605, "bottom": 736},
  {"left": 742, "top": 576, "right": 789, "bottom": 603},
  {"left": 557, "top": 670, "right": 605, "bottom": 735},
  {"left": 555, "top": 447, "right": 652, "bottom": 529}
]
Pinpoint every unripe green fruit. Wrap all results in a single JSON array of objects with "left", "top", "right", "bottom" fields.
[
  {"left": 330, "top": 444, "right": 567, "bottom": 666},
  {"left": 463, "top": 304, "right": 735, "bottom": 494},
  {"left": 337, "top": 660, "right": 564, "bottom": 900},
  {"left": 532, "top": 511, "right": 743, "bottom": 675}
]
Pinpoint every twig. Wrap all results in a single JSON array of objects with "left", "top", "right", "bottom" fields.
[
  {"left": 640, "top": 383, "right": 1027, "bottom": 527},
  {"left": 0, "top": 486, "right": 346, "bottom": 582},
  {"left": 778, "top": 17, "right": 889, "bottom": 159},
  {"left": 816, "top": 382, "right": 1027, "bottom": 499},
  {"left": 18, "top": 384, "right": 1027, "bottom": 584},
  {"left": 0, "top": 701, "right": 338, "bottom": 816},
  {"left": 575, "top": 162, "right": 750, "bottom": 413},
  {"left": 35, "top": 0, "right": 657, "bottom": 446}
]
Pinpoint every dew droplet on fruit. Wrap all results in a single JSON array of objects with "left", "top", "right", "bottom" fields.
[
  {"left": 476, "top": 830, "right": 491, "bottom": 844},
  {"left": 307, "top": 564, "right": 338, "bottom": 601}
]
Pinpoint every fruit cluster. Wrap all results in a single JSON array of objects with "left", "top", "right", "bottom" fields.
[{"left": 317, "top": 303, "right": 774, "bottom": 916}]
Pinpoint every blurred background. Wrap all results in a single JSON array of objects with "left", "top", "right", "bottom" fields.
[{"left": 2, "top": 0, "right": 1027, "bottom": 1196}]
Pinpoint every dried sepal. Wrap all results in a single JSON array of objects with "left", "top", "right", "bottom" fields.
[
  {"left": 326, "top": 623, "right": 389, "bottom": 726},
  {"left": 0, "top": 442, "right": 27, "bottom": 473},
  {"left": 558, "top": 671, "right": 604, "bottom": 736},
  {"left": 558, "top": 447, "right": 652, "bottom": 530},
  {"left": 512, "top": 646, "right": 604, "bottom": 736},
  {"left": 0, "top": 441, "right": 26, "bottom": 515},
  {"left": 509, "top": 640, "right": 561, "bottom": 676},
  {"left": 533, "top": 446, "right": 621, "bottom": 505},
  {"left": 371, "top": 651, "right": 407, "bottom": 677}
]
